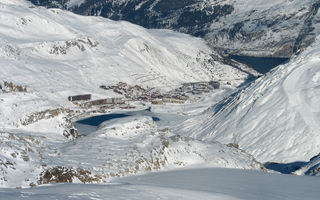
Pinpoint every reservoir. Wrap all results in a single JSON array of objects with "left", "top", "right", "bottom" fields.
[
  {"left": 74, "top": 109, "right": 161, "bottom": 136},
  {"left": 229, "top": 55, "right": 289, "bottom": 74},
  {"left": 76, "top": 113, "right": 130, "bottom": 126}
]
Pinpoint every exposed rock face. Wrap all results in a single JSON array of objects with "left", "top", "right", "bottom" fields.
[
  {"left": 1, "top": 81, "right": 27, "bottom": 93},
  {"left": 49, "top": 37, "right": 99, "bottom": 55},
  {"left": 39, "top": 166, "right": 103, "bottom": 184},
  {"left": 28, "top": 0, "right": 234, "bottom": 38},
  {"left": 27, "top": 0, "right": 320, "bottom": 57},
  {"left": 21, "top": 108, "right": 79, "bottom": 139}
]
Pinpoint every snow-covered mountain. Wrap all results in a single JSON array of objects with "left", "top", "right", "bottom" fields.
[
  {"left": 27, "top": 0, "right": 320, "bottom": 57},
  {"left": 0, "top": 0, "right": 263, "bottom": 188},
  {"left": 176, "top": 36, "right": 320, "bottom": 164},
  {"left": 0, "top": 0, "right": 255, "bottom": 132}
]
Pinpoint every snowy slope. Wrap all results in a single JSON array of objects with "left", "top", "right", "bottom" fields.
[
  {"left": 0, "top": 0, "right": 263, "bottom": 188},
  {"left": 206, "top": 0, "right": 320, "bottom": 57},
  {"left": 0, "top": 115, "right": 264, "bottom": 188},
  {"left": 0, "top": 0, "right": 255, "bottom": 132},
  {"left": 0, "top": 168, "right": 319, "bottom": 200},
  {"left": 0, "top": 0, "right": 252, "bottom": 102},
  {"left": 294, "top": 153, "right": 320, "bottom": 176},
  {"left": 28, "top": 0, "right": 320, "bottom": 57},
  {"left": 175, "top": 36, "right": 320, "bottom": 163}
]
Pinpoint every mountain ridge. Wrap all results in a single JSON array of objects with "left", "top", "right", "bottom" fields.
[
  {"left": 174, "top": 35, "right": 320, "bottom": 163},
  {"left": 27, "top": 0, "right": 320, "bottom": 57}
]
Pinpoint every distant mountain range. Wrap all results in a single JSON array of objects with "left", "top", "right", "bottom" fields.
[{"left": 28, "top": 0, "right": 320, "bottom": 57}]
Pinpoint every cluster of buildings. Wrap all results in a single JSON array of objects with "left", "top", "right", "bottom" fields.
[
  {"left": 81, "top": 97, "right": 124, "bottom": 107},
  {"left": 99, "top": 82, "right": 189, "bottom": 105},
  {"left": 177, "top": 81, "right": 220, "bottom": 95},
  {"left": 67, "top": 80, "right": 220, "bottom": 108},
  {"left": 67, "top": 94, "right": 124, "bottom": 108}
]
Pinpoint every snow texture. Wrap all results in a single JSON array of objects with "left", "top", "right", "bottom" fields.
[
  {"left": 175, "top": 36, "right": 320, "bottom": 163},
  {"left": 31, "top": 0, "right": 320, "bottom": 57},
  {"left": 0, "top": 0, "right": 261, "bottom": 188},
  {"left": 0, "top": 168, "right": 319, "bottom": 200},
  {"left": 0, "top": 0, "right": 253, "bottom": 133}
]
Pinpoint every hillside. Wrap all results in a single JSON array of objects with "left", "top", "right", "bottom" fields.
[
  {"left": 0, "top": 0, "right": 263, "bottom": 188},
  {"left": 175, "top": 36, "right": 320, "bottom": 163},
  {"left": 0, "top": 0, "right": 319, "bottom": 198},
  {"left": 0, "top": 0, "right": 256, "bottom": 132},
  {"left": 28, "top": 0, "right": 320, "bottom": 57}
]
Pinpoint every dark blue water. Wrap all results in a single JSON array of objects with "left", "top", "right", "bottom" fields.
[
  {"left": 76, "top": 110, "right": 161, "bottom": 127},
  {"left": 264, "top": 161, "right": 307, "bottom": 174},
  {"left": 152, "top": 117, "right": 160, "bottom": 121},
  {"left": 76, "top": 114, "right": 130, "bottom": 126},
  {"left": 229, "top": 55, "right": 289, "bottom": 74}
]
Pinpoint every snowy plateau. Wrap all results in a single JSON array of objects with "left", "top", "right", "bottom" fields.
[{"left": 0, "top": 0, "right": 319, "bottom": 200}]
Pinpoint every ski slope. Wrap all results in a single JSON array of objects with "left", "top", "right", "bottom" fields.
[
  {"left": 0, "top": 0, "right": 263, "bottom": 188},
  {"left": 0, "top": 0, "right": 319, "bottom": 198},
  {"left": 176, "top": 36, "right": 320, "bottom": 163},
  {"left": 0, "top": 168, "right": 318, "bottom": 200}
]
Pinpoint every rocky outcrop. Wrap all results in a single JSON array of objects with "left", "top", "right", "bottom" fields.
[
  {"left": 21, "top": 108, "right": 79, "bottom": 139},
  {"left": 49, "top": 37, "right": 99, "bottom": 55},
  {"left": 39, "top": 166, "right": 103, "bottom": 184},
  {"left": 1, "top": 81, "right": 27, "bottom": 93}
]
